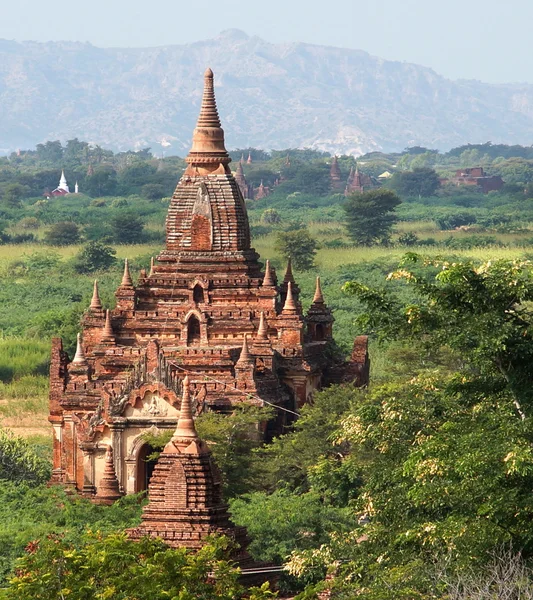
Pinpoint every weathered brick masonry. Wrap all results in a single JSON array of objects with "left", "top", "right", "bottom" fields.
[{"left": 48, "top": 68, "right": 369, "bottom": 501}]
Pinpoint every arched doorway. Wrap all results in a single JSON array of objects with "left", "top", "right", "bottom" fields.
[
  {"left": 187, "top": 316, "right": 201, "bottom": 345},
  {"left": 315, "top": 323, "right": 325, "bottom": 341},
  {"left": 193, "top": 284, "right": 205, "bottom": 304},
  {"left": 135, "top": 443, "right": 158, "bottom": 493}
]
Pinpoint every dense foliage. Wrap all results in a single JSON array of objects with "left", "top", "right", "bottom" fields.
[{"left": 3, "top": 533, "right": 276, "bottom": 600}]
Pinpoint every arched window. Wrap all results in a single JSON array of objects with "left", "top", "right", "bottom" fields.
[
  {"left": 187, "top": 316, "right": 201, "bottom": 346},
  {"left": 315, "top": 323, "right": 325, "bottom": 341},
  {"left": 193, "top": 284, "right": 205, "bottom": 304}
]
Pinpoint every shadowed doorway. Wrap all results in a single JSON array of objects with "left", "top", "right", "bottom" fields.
[{"left": 135, "top": 443, "right": 158, "bottom": 492}]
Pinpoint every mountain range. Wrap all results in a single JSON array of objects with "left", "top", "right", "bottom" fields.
[{"left": 2, "top": 29, "right": 533, "bottom": 156}]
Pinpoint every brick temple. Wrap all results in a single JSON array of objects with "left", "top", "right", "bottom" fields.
[{"left": 48, "top": 68, "right": 369, "bottom": 499}]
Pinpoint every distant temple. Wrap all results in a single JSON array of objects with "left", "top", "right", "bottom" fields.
[
  {"left": 234, "top": 161, "right": 252, "bottom": 199},
  {"left": 45, "top": 171, "right": 80, "bottom": 198},
  {"left": 345, "top": 164, "right": 375, "bottom": 195},
  {"left": 329, "top": 156, "right": 343, "bottom": 192},
  {"left": 254, "top": 180, "right": 270, "bottom": 200},
  {"left": 450, "top": 167, "right": 504, "bottom": 193},
  {"left": 48, "top": 69, "right": 369, "bottom": 501}
]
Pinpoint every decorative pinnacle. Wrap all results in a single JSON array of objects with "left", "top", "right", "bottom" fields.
[
  {"left": 90, "top": 280, "right": 102, "bottom": 310},
  {"left": 196, "top": 68, "right": 222, "bottom": 129},
  {"left": 313, "top": 276, "right": 325, "bottom": 304},
  {"left": 121, "top": 258, "right": 133, "bottom": 287},
  {"left": 257, "top": 312, "right": 268, "bottom": 340},
  {"left": 186, "top": 69, "right": 230, "bottom": 169},
  {"left": 102, "top": 310, "right": 115, "bottom": 343},
  {"left": 72, "top": 333, "right": 88, "bottom": 365},
  {"left": 172, "top": 376, "right": 198, "bottom": 441},
  {"left": 283, "top": 281, "right": 297, "bottom": 313},
  {"left": 262, "top": 259, "right": 274, "bottom": 287},
  {"left": 283, "top": 257, "right": 295, "bottom": 283},
  {"left": 149, "top": 257, "right": 155, "bottom": 277},
  {"left": 236, "top": 334, "right": 254, "bottom": 365}
]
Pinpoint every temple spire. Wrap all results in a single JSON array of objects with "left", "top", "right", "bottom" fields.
[
  {"left": 185, "top": 69, "right": 230, "bottom": 174},
  {"left": 94, "top": 446, "right": 122, "bottom": 505},
  {"left": 172, "top": 376, "right": 198, "bottom": 442},
  {"left": 236, "top": 334, "right": 253, "bottom": 366},
  {"left": 90, "top": 280, "right": 102, "bottom": 310},
  {"left": 121, "top": 258, "right": 133, "bottom": 287},
  {"left": 313, "top": 276, "right": 325, "bottom": 304},
  {"left": 283, "top": 257, "right": 295, "bottom": 284},
  {"left": 282, "top": 281, "right": 297, "bottom": 313},
  {"left": 102, "top": 310, "right": 115, "bottom": 343},
  {"left": 72, "top": 333, "right": 87, "bottom": 365},
  {"left": 257, "top": 312, "right": 268, "bottom": 340},
  {"left": 262, "top": 259, "right": 274, "bottom": 286}
]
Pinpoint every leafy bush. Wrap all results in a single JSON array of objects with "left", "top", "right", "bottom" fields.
[
  {"left": 0, "top": 429, "right": 50, "bottom": 485},
  {"left": 275, "top": 228, "right": 318, "bottom": 270},
  {"left": 72, "top": 241, "right": 117, "bottom": 274},
  {"left": 435, "top": 211, "right": 477, "bottom": 230},
  {"left": 44, "top": 221, "right": 80, "bottom": 245}
]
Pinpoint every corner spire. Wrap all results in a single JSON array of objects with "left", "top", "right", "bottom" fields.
[
  {"left": 236, "top": 334, "right": 254, "bottom": 366},
  {"left": 90, "top": 280, "right": 102, "bottom": 310},
  {"left": 283, "top": 257, "right": 295, "bottom": 284},
  {"left": 121, "top": 258, "right": 133, "bottom": 287},
  {"left": 262, "top": 259, "right": 274, "bottom": 287},
  {"left": 312, "top": 276, "right": 325, "bottom": 304},
  {"left": 282, "top": 281, "right": 297, "bottom": 314},
  {"left": 94, "top": 445, "right": 123, "bottom": 505},
  {"left": 72, "top": 333, "right": 88, "bottom": 365},
  {"left": 172, "top": 376, "right": 198, "bottom": 442},
  {"left": 257, "top": 312, "right": 268, "bottom": 340},
  {"left": 149, "top": 257, "right": 155, "bottom": 277},
  {"left": 102, "top": 309, "right": 115, "bottom": 343},
  {"left": 185, "top": 69, "right": 230, "bottom": 174}
]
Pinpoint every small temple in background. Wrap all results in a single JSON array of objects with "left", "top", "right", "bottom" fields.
[
  {"left": 45, "top": 171, "right": 80, "bottom": 198},
  {"left": 345, "top": 164, "right": 375, "bottom": 195},
  {"left": 329, "top": 155, "right": 343, "bottom": 192},
  {"left": 448, "top": 167, "right": 504, "bottom": 193},
  {"left": 48, "top": 69, "right": 369, "bottom": 501}
]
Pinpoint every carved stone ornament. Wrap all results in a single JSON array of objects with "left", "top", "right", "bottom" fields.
[
  {"left": 141, "top": 395, "right": 169, "bottom": 417},
  {"left": 74, "top": 401, "right": 105, "bottom": 443}
]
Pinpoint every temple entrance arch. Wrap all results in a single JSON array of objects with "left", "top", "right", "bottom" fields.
[{"left": 135, "top": 443, "right": 158, "bottom": 493}]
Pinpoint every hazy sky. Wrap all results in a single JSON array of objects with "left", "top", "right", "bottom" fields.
[{"left": 2, "top": 0, "right": 531, "bottom": 83}]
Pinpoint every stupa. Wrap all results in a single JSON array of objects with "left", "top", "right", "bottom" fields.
[{"left": 48, "top": 69, "right": 369, "bottom": 499}]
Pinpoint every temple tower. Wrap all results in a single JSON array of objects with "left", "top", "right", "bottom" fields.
[
  {"left": 329, "top": 156, "right": 343, "bottom": 191},
  {"left": 48, "top": 69, "right": 369, "bottom": 500}
]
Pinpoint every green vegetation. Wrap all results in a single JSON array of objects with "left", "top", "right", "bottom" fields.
[{"left": 5, "top": 139, "right": 533, "bottom": 596}]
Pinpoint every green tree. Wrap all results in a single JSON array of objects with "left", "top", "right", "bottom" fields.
[
  {"left": 389, "top": 167, "right": 441, "bottom": 197},
  {"left": 2, "top": 183, "right": 29, "bottom": 208},
  {"left": 111, "top": 212, "right": 144, "bottom": 244},
  {"left": 275, "top": 228, "right": 318, "bottom": 270},
  {"left": 44, "top": 221, "right": 80, "bottom": 246},
  {"left": 344, "top": 189, "right": 401, "bottom": 245},
  {"left": 5, "top": 533, "right": 275, "bottom": 600},
  {"left": 141, "top": 183, "right": 166, "bottom": 200},
  {"left": 261, "top": 209, "right": 281, "bottom": 224},
  {"left": 84, "top": 165, "right": 118, "bottom": 197},
  {"left": 72, "top": 241, "right": 117, "bottom": 274},
  {"left": 0, "top": 429, "right": 50, "bottom": 485}
]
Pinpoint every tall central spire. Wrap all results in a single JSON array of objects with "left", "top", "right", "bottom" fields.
[{"left": 185, "top": 68, "right": 231, "bottom": 175}]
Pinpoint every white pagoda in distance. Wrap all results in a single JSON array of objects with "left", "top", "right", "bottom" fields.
[{"left": 47, "top": 171, "right": 79, "bottom": 198}]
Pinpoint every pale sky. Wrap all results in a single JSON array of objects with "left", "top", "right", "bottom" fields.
[{"left": 2, "top": 0, "right": 531, "bottom": 83}]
